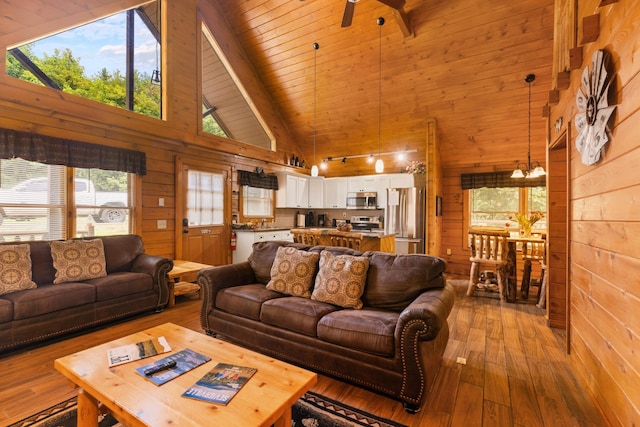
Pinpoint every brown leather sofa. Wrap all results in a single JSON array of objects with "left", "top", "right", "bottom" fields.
[
  {"left": 199, "top": 241, "right": 455, "bottom": 413},
  {"left": 0, "top": 234, "right": 173, "bottom": 353}
]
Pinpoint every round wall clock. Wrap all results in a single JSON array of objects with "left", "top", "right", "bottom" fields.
[{"left": 575, "top": 50, "right": 617, "bottom": 166}]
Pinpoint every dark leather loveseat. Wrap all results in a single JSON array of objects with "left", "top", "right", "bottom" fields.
[
  {"left": 0, "top": 234, "right": 173, "bottom": 353},
  {"left": 199, "top": 241, "right": 455, "bottom": 413}
]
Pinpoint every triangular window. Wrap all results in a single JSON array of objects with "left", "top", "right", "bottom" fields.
[{"left": 201, "top": 23, "right": 274, "bottom": 150}]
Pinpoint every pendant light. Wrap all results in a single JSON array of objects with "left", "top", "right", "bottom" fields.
[
  {"left": 511, "top": 74, "right": 546, "bottom": 178},
  {"left": 311, "top": 42, "right": 320, "bottom": 177},
  {"left": 375, "top": 17, "right": 385, "bottom": 173}
]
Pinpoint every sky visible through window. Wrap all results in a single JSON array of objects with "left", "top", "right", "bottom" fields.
[{"left": 29, "top": 12, "right": 157, "bottom": 78}]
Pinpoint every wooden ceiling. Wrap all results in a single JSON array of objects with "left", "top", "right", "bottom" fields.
[{"left": 214, "top": 0, "right": 555, "bottom": 176}]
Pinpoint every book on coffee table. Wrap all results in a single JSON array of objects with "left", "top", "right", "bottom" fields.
[
  {"left": 107, "top": 336, "right": 171, "bottom": 367},
  {"left": 182, "top": 363, "right": 257, "bottom": 405},
  {"left": 135, "top": 348, "right": 211, "bottom": 386}
]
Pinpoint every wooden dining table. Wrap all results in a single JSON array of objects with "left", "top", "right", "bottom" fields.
[{"left": 503, "top": 236, "right": 546, "bottom": 302}]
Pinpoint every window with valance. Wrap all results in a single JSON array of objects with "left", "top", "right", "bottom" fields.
[
  {"left": 0, "top": 128, "right": 146, "bottom": 175},
  {"left": 0, "top": 128, "right": 143, "bottom": 240}
]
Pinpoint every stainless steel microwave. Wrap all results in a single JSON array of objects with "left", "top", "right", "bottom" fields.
[{"left": 346, "top": 192, "right": 377, "bottom": 209}]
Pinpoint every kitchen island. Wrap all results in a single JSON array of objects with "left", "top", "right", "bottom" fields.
[{"left": 290, "top": 228, "right": 395, "bottom": 253}]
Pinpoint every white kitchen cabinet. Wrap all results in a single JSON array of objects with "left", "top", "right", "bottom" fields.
[
  {"left": 232, "top": 229, "right": 294, "bottom": 263},
  {"left": 276, "top": 173, "right": 309, "bottom": 208},
  {"left": 324, "top": 177, "right": 348, "bottom": 208},
  {"left": 376, "top": 175, "right": 390, "bottom": 208},
  {"left": 308, "top": 177, "right": 324, "bottom": 208},
  {"left": 347, "top": 175, "right": 378, "bottom": 192}
]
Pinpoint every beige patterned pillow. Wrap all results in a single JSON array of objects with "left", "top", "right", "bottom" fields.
[
  {"left": 266, "top": 246, "right": 319, "bottom": 298},
  {"left": 0, "top": 244, "right": 36, "bottom": 295},
  {"left": 311, "top": 250, "right": 369, "bottom": 309},
  {"left": 50, "top": 239, "right": 107, "bottom": 284}
]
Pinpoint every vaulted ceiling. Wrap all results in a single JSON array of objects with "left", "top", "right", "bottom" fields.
[{"left": 215, "top": 0, "right": 555, "bottom": 176}]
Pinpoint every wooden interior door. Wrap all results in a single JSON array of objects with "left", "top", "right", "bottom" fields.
[
  {"left": 176, "top": 158, "right": 230, "bottom": 266},
  {"left": 548, "top": 130, "right": 570, "bottom": 349}
]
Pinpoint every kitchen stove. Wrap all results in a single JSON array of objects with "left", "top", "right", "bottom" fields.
[{"left": 350, "top": 215, "right": 382, "bottom": 231}]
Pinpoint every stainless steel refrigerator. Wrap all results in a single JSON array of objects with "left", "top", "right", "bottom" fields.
[{"left": 384, "top": 187, "right": 426, "bottom": 254}]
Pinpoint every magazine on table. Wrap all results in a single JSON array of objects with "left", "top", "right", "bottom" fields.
[
  {"left": 135, "top": 348, "right": 212, "bottom": 386},
  {"left": 182, "top": 363, "right": 257, "bottom": 405},
  {"left": 107, "top": 336, "right": 172, "bottom": 367}
]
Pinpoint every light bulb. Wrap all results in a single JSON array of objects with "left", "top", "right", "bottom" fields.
[{"left": 311, "top": 164, "right": 319, "bottom": 177}]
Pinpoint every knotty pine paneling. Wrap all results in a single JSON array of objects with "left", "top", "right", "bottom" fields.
[
  {"left": 548, "top": 1, "right": 640, "bottom": 423},
  {"left": 214, "top": 0, "right": 554, "bottom": 174}
]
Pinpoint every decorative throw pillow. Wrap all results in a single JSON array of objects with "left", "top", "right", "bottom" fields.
[
  {"left": 0, "top": 244, "right": 37, "bottom": 295},
  {"left": 311, "top": 250, "right": 369, "bottom": 309},
  {"left": 266, "top": 247, "right": 319, "bottom": 298},
  {"left": 50, "top": 239, "right": 107, "bottom": 284}
]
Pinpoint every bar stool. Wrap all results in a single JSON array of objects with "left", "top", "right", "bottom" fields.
[
  {"left": 291, "top": 229, "right": 321, "bottom": 245},
  {"left": 467, "top": 227, "right": 510, "bottom": 300},
  {"left": 329, "top": 233, "right": 362, "bottom": 250}
]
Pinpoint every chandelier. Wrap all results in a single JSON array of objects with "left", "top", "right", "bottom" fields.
[{"left": 511, "top": 74, "right": 546, "bottom": 179}]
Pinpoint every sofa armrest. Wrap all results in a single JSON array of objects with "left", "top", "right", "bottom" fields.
[
  {"left": 132, "top": 254, "right": 174, "bottom": 309},
  {"left": 198, "top": 262, "right": 257, "bottom": 332},
  {"left": 394, "top": 281, "right": 455, "bottom": 404},
  {"left": 396, "top": 281, "right": 455, "bottom": 343}
]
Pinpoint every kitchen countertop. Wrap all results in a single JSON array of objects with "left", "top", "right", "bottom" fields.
[
  {"left": 290, "top": 228, "right": 393, "bottom": 238},
  {"left": 234, "top": 226, "right": 386, "bottom": 233},
  {"left": 233, "top": 227, "right": 293, "bottom": 232}
]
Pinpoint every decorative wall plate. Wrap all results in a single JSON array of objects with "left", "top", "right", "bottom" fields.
[{"left": 575, "top": 50, "right": 616, "bottom": 166}]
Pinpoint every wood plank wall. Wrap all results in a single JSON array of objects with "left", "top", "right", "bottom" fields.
[
  {"left": 0, "top": 0, "right": 302, "bottom": 260},
  {"left": 548, "top": 0, "right": 640, "bottom": 425}
]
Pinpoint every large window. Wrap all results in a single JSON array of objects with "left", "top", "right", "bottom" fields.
[
  {"left": 6, "top": 2, "right": 161, "bottom": 118},
  {"left": 469, "top": 186, "right": 547, "bottom": 233},
  {"left": 0, "top": 158, "right": 133, "bottom": 241}
]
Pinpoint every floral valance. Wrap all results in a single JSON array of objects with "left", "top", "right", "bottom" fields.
[
  {"left": 0, "top": 128, "right": 146, "bottom": 175},
  {"left": 238, "top": 169, "right": 278, "bottom": 190},
  {"left": 461, "top": 171, "right": 545, "bottom": 189}
]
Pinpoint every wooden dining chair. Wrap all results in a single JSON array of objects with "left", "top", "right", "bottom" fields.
[
  {"left": 520, "top": 238, "right": 546, "bottom": 300},
  {"left": 467, "top": 227, "right": 510, "bottom": 300}
]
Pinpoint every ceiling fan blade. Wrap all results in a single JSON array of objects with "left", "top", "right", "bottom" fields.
[{"left": 341, "top": 0, "right": 356, "bottom": 27}]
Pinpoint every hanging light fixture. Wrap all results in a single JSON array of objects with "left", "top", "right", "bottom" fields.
[
  {"left": 311, "top": 42, "right": 320, "bottom": 177},
  {"left": 375, "top": 17, "right": 385, "bottom": 173},
  {"left": 511, "top": 74, "right": 546, "bottom": 178}
]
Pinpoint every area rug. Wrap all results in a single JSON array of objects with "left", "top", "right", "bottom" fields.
[{"left": 9, "top": 391, "right": 407, "bottom": 427}]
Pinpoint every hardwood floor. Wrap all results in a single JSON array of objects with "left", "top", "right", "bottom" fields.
[{"left": 0, "top": 280, "right": 609, "bottom": 427}]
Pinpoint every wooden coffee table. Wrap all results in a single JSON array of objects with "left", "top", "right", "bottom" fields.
[{"left": 54, "top": 323, "right": 317, "bottom": 427}]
